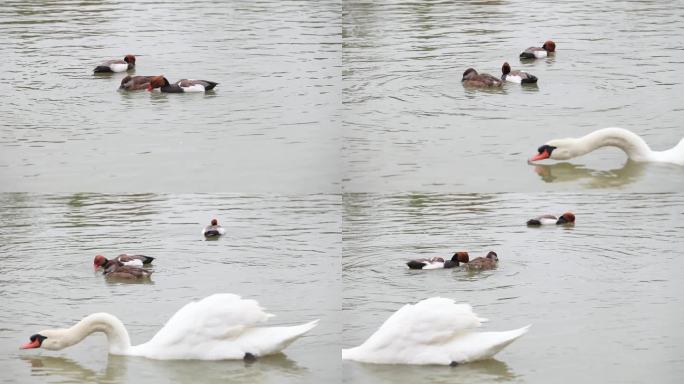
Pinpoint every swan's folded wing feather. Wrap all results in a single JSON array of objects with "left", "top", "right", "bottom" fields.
[
  {"left": 359, "top": 298, "right": 484, "bottom": 351},
  {"left": 146, "top": 294, "right": 272, "bottom": 348}
]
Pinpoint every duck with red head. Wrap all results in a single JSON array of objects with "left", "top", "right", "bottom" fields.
[
  {"left": 464, "top": 251, "right": 498, "bottom": 271},
  {"left": 147, "top": 75, "right": 218, "bottom": 93},
  {"left": 501, "top": 62, "right": 538, "bottom": 84},
  {"left": 119, "top": 75, "right": 155, "bottom": 90},
  {"left": 407, "top": 251, "right": 469, "bottom": 270},
  {"left": 526, "top": 212, "right": 575, "bottom": 226},
  {"left": 462, "top": 68, "right": 503, "bottom": 88},
  {"left": 94, "top": 54, "right": 136, "bottom": 73},
  {"left": 93, "top": 254, "right": 155, "bottom": 271},
  {"left": 520, "top": 40, "right": 556, "bottom": 59},
  {"left": 203, "top": 218, "right": 225, "bottom": 238}
]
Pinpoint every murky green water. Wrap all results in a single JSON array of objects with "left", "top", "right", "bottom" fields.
[
  {"left": 0, "top": 194, "right": 340, "bottom": 383},
  {"left": 343, "top": 193, "right": 684, "bottom": 383}
]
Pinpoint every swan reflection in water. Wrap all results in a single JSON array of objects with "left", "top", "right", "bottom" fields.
[
  {"left": 345, "top": 358, "right": 517, "bottom": 382},
  {"left": 530, "top": 161, "right": 648, "bottom": 188},
  {"left": 22, "top": 353, "right": 305, "bottom": 383}
]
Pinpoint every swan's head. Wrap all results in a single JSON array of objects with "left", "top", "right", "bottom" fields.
[
  {"left": 211, "top": 218, "right": 218, "bottom": 226},
  {"left": 486, "top": 251, "right": 498, "bottom": 262},
  {"left": 451, "top": 251, "right": 469, "bottom": 263},
  {"left": 93, "top": 255, "right": 108, "bottom": 271},
  {"left": 556, "top": 212, "right": 575, "bottom": 225},
  {"left": 530, "top": 137, "right": 580, "bottom": 161},
  {"left": 21, "top": 330, "right": 68, "bottom": 351},
  {"left": 542, "top": 40, "right": 556, "bottom": 52},
  {"left": 462, "top": 68, "right": 478, "bottom": 81}
]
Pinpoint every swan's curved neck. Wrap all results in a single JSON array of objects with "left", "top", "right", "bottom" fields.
[
  {"left": 571, "top": 128, "right": 653, "bottom": 161},
  {"left": 61, "top": 313, "right": 132, "bottom": 354}
]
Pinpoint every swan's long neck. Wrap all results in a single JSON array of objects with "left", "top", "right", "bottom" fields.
[
  {"left": 60, "top": 313, "right": 132, "bottom": 354},
  {"left": 571, "top": 128, "right": 653, "bottom": 161}
]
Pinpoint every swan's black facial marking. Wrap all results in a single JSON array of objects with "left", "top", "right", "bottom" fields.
[
  {"left": 537, "top": 145, "right": 556, "bottom": 156},
  {"left": 30, "top": 334, "right": 47, "bottom": 344}
]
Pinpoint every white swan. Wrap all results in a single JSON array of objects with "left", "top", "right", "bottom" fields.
[
  {"left": 529, "top": 127, "right": 684, "bottom": 165},
  {"left": 20, "top": 294, "right": 318, "bottom": 360},
  {"left": 342, "top": 298, "right": 530, "bottom": 365}
]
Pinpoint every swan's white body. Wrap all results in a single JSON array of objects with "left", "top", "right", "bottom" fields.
[
  {"left": 29, "top": 294, "right": 318, "bottom": 360},
  {"left": 539, "top": 127, "right": 684, "bottom": 165},
  {"left": 342, "top": 298, "right": 530, "bottom": 365}
]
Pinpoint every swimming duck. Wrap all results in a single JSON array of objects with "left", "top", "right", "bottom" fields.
[
  {"left": 501, "top": 62, "right": 537, "bottom": 84},
  {"left": 147, "top": 76, "right": 218, "bottom": 93},
  {"left": 519, "top": 40, "right": 556, "bottom": 59},
  {"left": 529, "top": 127, "right": 684, "bottom": 165},
  {"left": 93, "top": 254, "right": 155, "bottom": 271},
  {"left": 119, "top": 76, "right": 155, "bottom": 91},
  {"left": 526, "top": 213, "right": 575, "bottom": 226},
  {"left": 342, "top": 297, "right": 530, "bottom": 365},
  {"left": 203, "top": 219, "right": 226, "bottom": 238},
  {"left": 462, "top": 68, "right": 503, "bottom": 87},
  {"left": 463, "top": 251, "right": 498, "bottom": 271},
  {"left": 94, "top": 55, "right": 136, "bottom": 73},
  {"left": 406, "top": 252, "right": 469, "bottom": 270}
]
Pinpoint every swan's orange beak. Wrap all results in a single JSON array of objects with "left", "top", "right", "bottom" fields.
[
  {"left": 20, "top": 339, "right": 41, "bottom": 349},
  {"left": 529, "top": 149, "right": 550, "bottom": 162}
]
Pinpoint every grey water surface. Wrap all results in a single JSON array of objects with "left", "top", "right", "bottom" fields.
[
  {"left": 0, "top": 193, "right": 340, "bottom": 384},
  {"left": 0, "top": 0, "right": 340, "bottom": 192},
  {"left": 343, "top": 0, "right": 684, "bottom": 192},
  {"left": 343, "top": 193, "right": 684, "bottom": 383}
]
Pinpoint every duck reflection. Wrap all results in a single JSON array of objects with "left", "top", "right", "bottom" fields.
[{"left": 530, "top": 161, "right": 646, "bottom": 188}]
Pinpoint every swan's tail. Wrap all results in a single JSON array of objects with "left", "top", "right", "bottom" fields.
[
  {"left": 459, "top": 325, "right": 531, "bottom": 362},
  {"left": 238, "top": 320, "right": 319, "bottom": 357}
]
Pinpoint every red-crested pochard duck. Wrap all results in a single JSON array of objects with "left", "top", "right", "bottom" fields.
[
  {"left": 527, "top": 212, "right": 575, "bottom": 226},
  {"left": 406, "top": 252, "right": 470, "bottom": 270},
  {"left": 119, "top": 76, "right": 155, "bottom": 91},
  {"left": 463, "top": 251, "right": 498, "bottom": 271},
  {"left": 501, "top": 62, "right": 538, "bottom": 84},
  {"left": 93, "top": 254, "right": 154, "bottom": 271},
  {"left": 462, "top": 68, "right": 503, "bottom": 88},
  {"left": 94, "top": 55, "right": 136, "bottom": 73},
  {"left": 520, "top": 41, "right": 556, "bottom": 59},
  {"left": 203, "top": 219, "right": 226, "bottom": 238},
  {"left": 147, "top": 76, "right": 218, "bottom": 93}
]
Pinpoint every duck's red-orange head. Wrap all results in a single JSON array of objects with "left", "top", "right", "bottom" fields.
[
  {"left": 502, "top": 62, "right": 511, "bottom": 75},
  {"left": 452, "top": 251, "right": 470, "bottom": 263},
  {"left": 557, "top": 212, "right": 575, "bottom": 225},
  {"left": 124, "top": 54, "right": 136, "bottom": 64},
  {"left": 93, "top": 255, "right": 108, "bottom": 270},
  {"left": 211, "top": 219, "right": 218, "bottom": 226},
  {"left": 543, "top": 41, "right": 556, "bottom": 52},
  {"left": 147, "top": 76, "right": 168, "bottom": 91}
]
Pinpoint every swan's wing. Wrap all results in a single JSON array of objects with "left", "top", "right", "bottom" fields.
[
  {"left": 359, "top": 298, "right": 485, "bottom": 351},
  {"left": 145, "top": 294, "right": 273, "bottom": 348}
]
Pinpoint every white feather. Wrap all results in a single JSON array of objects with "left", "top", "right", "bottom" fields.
[
  {"left": 505, "top": 75, "right": 522, "bottom": 84},
  {"left": 120, "top": 259, "right": 144, "bottom": 267},
  {"left": 534, "top": 51, "right": 547, "bottom": 58},
  {"left": 109, "top": 63, "right": 129, "bottom": 72},
  {"left": 180, "top": 84, "right": 206, "bottom": 92},
  {"left": 342, "top": 297, "right": 530, "bottom": 365}
]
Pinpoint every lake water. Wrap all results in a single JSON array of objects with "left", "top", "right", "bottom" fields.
[
  {"left": 0, "top": 0, "right": 340, "bottom": 193},
  {"left": 0, "top": 193, "right": 340, "bottom": 384},
  {"left": 342, "top": 193, "right": 684, "bottom": 383},
  {"left": 342, "top": 0, "right": 684, "bottom": 192}
]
